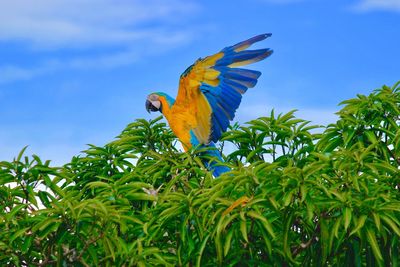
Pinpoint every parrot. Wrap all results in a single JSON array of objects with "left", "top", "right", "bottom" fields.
[{"left": 145, "top": 33, "right": 273, "bottom": 177}]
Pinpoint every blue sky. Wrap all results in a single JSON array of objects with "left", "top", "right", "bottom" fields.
[{"left": 0, "top": 0, "right": 399, "bottom": 165}]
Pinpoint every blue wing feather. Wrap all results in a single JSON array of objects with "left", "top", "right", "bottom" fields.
[
  {"left": 200, "top": 33, "right": 273, "bottom": 142},
  {"left": 224, "top": 79, "right": 249, "bottom": 94},
  {"left": 217, "top": 67, "right": 261, "bottom": 81},
  {"left": 201, "top": 82, "right": 243, "bottom": 141},
  {"left": 230, "top": 33, "right": 272, "bottom": 52},
  {"left": 216, "top": 49, "right": 272, "bottom": 66}
]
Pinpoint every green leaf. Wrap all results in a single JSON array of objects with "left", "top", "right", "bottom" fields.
[
  {"left": 16, "top": 146, "right": 28, "bottom": 162},
  {"left": 247, "top": 210, "right": 276, "bottom": 238},
  {"left": 366, "top": 228, "right": 383, "bottom": 262},
  {"left": 38, "top": 191, "right": 52, "bottom": 208},
  {"left": 240, "top": 220, "right": 248, "bottom": 242},
  {"left": 344, "top": 207, "right": 352, "bottom": 231},
  {"left": 223, "top": 228, "right": 234, "bottom": 256},
  {"left": 10, "top": 227, "right": 29, "bottom": 243},
  {"left": 38, "top": 221, "right": 61, "bottom": 238},
  {"left": 103, "top": 236, "right": 115, "bottom": 260},
  {"left": 381, "top": 214, "right": 400, "bottom": 237},
  {"left": 372, "top": 213, "right": 381, "bottom": 232},
  {"left": 21, "top": 235, "right": 33, "bottom": 253},
  {"left": 196, "top": 234, "right": 210, "bottom": 267},
  {"left": 126, "top": 193, "right": 156, "bottom": 201},
  {"left": 350, "top": 215, "right": 367, "bottom": 236},
  {"left": 6, "top": 204, "right": 27, "bottom": 220}
]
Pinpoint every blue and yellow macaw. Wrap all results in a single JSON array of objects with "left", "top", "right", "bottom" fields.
[{"left": 146, "top": 33, "right": 273, "bottom": 177}]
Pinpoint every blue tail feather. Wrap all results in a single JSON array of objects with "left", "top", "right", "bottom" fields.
[
  {"left": 200, "top": 142, "right": 230, "bottom": 177},
  {"left": 190, "top": 132, "right": 230, "bottom": 177}
]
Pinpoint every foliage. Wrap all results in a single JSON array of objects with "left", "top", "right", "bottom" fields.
[{"left": 1, "top": 82, "right": 400, "bottom": 266}]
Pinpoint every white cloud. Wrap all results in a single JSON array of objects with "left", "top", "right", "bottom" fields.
[
  {"left": 0, "top": 62, "right": 57, "bottom": 84},
  {"left": 0, "top": 0, "right": 198, "bottom": 83},
  {"left": 0, "top": 0, "right": 198, "bottom": 48},
  {"left": 0, "top": 31, "right": 194, "bottom": 84},
  {"left": 0, "top": 53, "right": 142, "bottom": 84},
  {"left": 0, "top": 52, "right": 134, "bottom": 84},
  {"left": 353, "top": 0, "right": 400, "bottom": 12}
]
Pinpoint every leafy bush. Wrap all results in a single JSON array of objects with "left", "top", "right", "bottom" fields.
[{"left": 1, "top": 82, "right": 399, "bottom": 266}]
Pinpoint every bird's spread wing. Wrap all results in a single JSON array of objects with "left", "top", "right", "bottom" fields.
[{"left": 175, "top": 33, "right": 273, "bottom": 144}]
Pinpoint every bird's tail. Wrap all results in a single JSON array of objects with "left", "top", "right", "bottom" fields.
[{"left": 200, "top": 142, "right": 230, "bottom": 177}]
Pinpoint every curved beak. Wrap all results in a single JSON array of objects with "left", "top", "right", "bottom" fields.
[{"left": 145, "top": 99, "right": 161, "bottom": 113}]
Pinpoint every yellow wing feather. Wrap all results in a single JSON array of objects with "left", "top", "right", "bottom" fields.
[{"left": 174, "top": 53, "right": 223, "bottom": 144}]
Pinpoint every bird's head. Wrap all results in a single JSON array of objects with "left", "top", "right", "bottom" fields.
[
  {"left": 146, "top": 93, "right": 161, "bottom": 113},
  {"left": 145, "top": 92, "right": 175, "bottom": 114}
]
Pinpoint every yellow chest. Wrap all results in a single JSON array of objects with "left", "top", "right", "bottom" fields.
[
  {"left": 160, "top": 92, "right": 212, "bottom": 150},
  {"left": 163, "top": 106, "right": 195, "bottom": 150}
]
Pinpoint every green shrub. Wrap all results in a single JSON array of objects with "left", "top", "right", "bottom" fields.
[{"left": 1, "top": 81, "right": 399, "bottom": 266}]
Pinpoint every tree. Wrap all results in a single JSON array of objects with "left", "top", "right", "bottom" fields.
[{"left": 1, "top": 81, "right": 399, "bottom": 266}]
